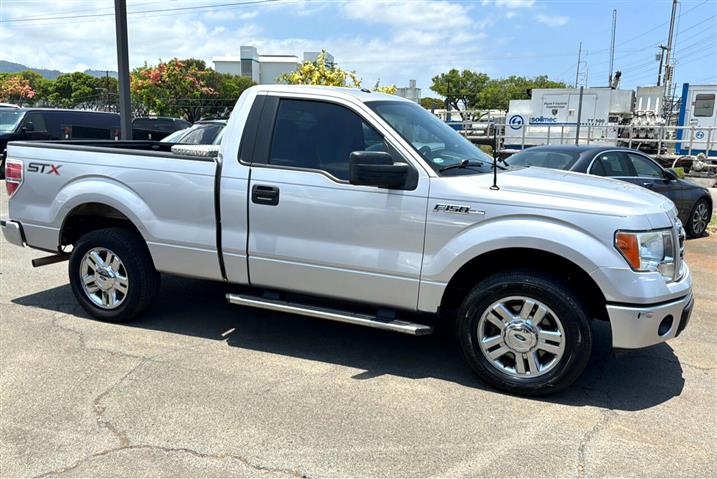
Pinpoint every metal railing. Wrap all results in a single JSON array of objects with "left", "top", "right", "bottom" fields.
[{"left": 455, "top": 122, "right": 716, "bottom": 159}]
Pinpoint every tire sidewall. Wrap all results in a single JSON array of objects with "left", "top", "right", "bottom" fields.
[
  {"left": 686, "top": 198, "right": 710, "bottom": 238},
  {"left": 457, "top": 273, "right": 592, "bottom": 395},
  {"left": 69, "top": 229, "right": 146, "bottom": 322}
]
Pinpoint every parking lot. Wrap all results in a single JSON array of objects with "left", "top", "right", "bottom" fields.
[{"left": 1, "top": 188, "right": 715, "bottom": 478}]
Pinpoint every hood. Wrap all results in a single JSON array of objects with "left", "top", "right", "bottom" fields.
[{"left": 431, "top": 166, "right": 676, "bottom": 225}]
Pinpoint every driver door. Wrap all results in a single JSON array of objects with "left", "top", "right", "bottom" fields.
[{"left": 245, "top": 96, "right": 429, "bottom": 310}]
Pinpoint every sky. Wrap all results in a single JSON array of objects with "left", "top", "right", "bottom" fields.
[{"left": 1, "top": 0, "right": 716, "bottom": 96}]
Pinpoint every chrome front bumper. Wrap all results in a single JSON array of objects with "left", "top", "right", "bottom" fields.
[
  {"left": 607, "top": 293, "right": 694, "bottom": 349},
  {"left": 1, "top": 219, "right": 25, "bottom": 247}
]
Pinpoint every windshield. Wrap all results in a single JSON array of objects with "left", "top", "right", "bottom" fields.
[
  {"left": 0, "top": 110, "right": 24, "bottom": 133},
  {"left": 366, "top": 100, "right": 494, "bottom": 175},
  {"left": 506, "top": 149, "right": 579, "bottom": 170}
]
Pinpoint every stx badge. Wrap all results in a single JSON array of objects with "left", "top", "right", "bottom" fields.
[
  {"left": 434, "top": 204, "right": 485, "bottom": 215},
  {"left": 28, "top": 162, "right": 61, "bottom": 175}
]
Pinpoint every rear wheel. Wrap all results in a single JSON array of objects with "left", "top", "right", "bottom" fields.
[
  {"left": 69, "top": 227, "right": 160, "bottom": 322},
  {"left": 456, "top": 270, "right": 592, "bottom": 396},
  {"left": 685, "top": 198, "right": 711, "bottom": 238}
]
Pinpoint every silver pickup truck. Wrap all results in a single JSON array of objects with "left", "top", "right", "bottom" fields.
[{"left": 2, "top": 85, "right": 694, "bottom": 395}]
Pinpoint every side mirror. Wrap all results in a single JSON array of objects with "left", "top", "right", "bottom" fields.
[
  {"left": 22, "top": 122, "right": 35, "bottom": 133},
  {"left": 349, "top": 151, "right": 409, "bottom": 188},
  {"left": 664, "top": 168, "right": 679, "bottom": 180}
]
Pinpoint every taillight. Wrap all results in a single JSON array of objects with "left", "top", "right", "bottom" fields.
[{"left": 5, "top": 159, "right": 23, "bottom": 197}]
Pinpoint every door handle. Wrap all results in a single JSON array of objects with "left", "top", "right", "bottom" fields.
[
  {"left": 642, "top": 182, "right": 654, "bottom": 188},
  {"left": 251, "top": 185, "right": 280, "bottom": 205}
]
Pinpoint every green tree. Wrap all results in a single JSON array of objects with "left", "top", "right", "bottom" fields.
[
  {"left": 429, "top": 69, "right": 490, "bottom": 118},
  {"left": 478, "top": 75, "right": 567, "bottom": 110},
  {"left": 419, "top": 97, "right": 444, "bottom": 110},
  {"left": 44, "top": 72, "right": 101, "bottom": 107}
]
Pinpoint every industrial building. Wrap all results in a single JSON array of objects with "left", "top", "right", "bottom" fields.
[
  {"left": 212, "top": 47, "right": 334, "bottom": 84},
  {"left": 396, "top": 80, "right": 421, "bottom": 103}
]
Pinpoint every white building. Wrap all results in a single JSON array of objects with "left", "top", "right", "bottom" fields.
[
  {"left": 396, "top": 79, "right": 421, "bottom": 103},
  {"left": 213, "top": 47, "right": 334, "bottom": 85}
]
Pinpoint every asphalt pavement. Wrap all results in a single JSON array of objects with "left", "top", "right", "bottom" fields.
[{"left": 1, "top": 188, "right": 715, "bottom": 478}]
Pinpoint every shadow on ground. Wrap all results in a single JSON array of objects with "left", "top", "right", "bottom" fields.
[{"left": 13, "top": 274, "right": 684, "bottom": 411}]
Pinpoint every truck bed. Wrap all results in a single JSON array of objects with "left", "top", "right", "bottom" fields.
[{"left": 5, "top": 140, "right": 222, "bottom": 280}]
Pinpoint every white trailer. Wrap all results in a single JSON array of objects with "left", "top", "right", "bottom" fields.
[
  {"left": 504, "top": 87, "right": 633, "bottom": 149},
  {"left": 676, "top": 83, "right": 717, "bottom": 157}
]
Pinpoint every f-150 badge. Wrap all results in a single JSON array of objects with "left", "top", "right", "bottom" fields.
[{"left": 434, "top": 204, "right": 485, "bottom": 215}]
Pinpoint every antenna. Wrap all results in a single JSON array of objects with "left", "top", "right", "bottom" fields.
[
  {"left": 608, "top": 9, "right": 617, "bottom": 86},
  {"left": 490, "top": 121, "right": 499, "bottom": 191}
]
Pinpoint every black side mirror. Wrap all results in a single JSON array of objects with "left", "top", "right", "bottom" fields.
[
  {"left": 23, "top": 122, "right": 35, "bottom": 133},
  {"left": 664, "top": 168, "right": 678, "bottom": 180},
  {"left": 349, "top": 151, "right": 409, "bottom": 188}
]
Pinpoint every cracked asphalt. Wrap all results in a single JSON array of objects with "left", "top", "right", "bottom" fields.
[{"left": 1, "top": 189, "right": 716, "bottom": 478}]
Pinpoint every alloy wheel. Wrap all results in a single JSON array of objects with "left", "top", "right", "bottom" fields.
[{"left": 477, "top": 296, "right": 565, "bottom": 378}]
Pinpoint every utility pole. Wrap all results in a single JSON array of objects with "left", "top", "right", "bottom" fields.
[
  {"left": 663, "top": 0, "right": 678, "bottom": 110},
  {"left": 114, "top": 0, "right": 132, "bottom": 140},
  {"left": 657, "top": 45, "right": 667, "bottom": 86},
  {"left": 575, "top": 41, "right": 582, "bottom": 88},
  {"left": 608, "top": 9, "right": 617, "bottom": 86}
]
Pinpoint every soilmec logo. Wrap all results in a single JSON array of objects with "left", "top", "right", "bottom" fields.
[
  {"left": 530, "top": 116, "right": 558, "bottom": 124},
  {"left": 508, "top": 115, "right": 524, "bottom": 130},
  {"left": 28, "top": 162, "right": 61, "bottom": 175},
  {"left": 695, "top": 131, "right": 705, "bottom": 140}
]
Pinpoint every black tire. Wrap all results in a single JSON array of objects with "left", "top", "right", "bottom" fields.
[
  {"left": 685, "top": 197, "right": 711, "bottom": 238},
  {"left": 69, "top": 227, "right": 160, "bottom": 322},
  {"left": 456, "top": 270, "right": 592, "bottom": 396}
]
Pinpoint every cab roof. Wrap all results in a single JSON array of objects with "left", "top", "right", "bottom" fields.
[{"left": 252, "top": 84, "right": 410, "bottom": 104}]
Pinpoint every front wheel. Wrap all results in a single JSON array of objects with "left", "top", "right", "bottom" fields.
[
  {"left": 456, "top": 270, "right": 592, "bottom": 396},
  {"left": 69, "top": 227, "right": 160, "bottom": 322},
  {"left": 685, "top": 198, "right": 711, "bottom": 238}
]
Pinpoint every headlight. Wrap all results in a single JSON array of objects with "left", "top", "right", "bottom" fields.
[{"left": 615, "top": 229, "right": 675, "bottom": 280}]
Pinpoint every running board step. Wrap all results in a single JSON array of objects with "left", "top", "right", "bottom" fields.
[{"left": 226, "top": 293, "right": 433, "bottom": 336}]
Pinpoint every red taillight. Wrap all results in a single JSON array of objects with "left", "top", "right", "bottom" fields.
[{"left": 5, "top": 160, "right": 23, "bottom": 197}]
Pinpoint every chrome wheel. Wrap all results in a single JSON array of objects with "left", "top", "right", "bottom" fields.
[
  {"left": 477, "top": 296, "right": 565, "bottom": 379},
  {"left": 80, "top": 247, "right": 129, "bottom": 309},
  {"left": 691, "top": 201, "right": 709, "bottom": 235}
]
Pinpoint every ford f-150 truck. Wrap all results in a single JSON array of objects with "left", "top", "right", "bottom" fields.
[{"left": 1, "top": 85, "right": 694, "bottom": 395}]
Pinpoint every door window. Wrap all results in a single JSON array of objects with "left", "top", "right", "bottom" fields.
[
  {"left": 694, "top": 94, "right": 715, "bottom": 117},
  {"left": 269, "top": 99, "right": 384, "bottom": 181},
  {"left": 627, "top": 153, "right": 664, "bottom": 178},
  {"left": 589, "top": 151, "right": 630, "bottom": 177},
  {"left": 23, "top": 112, "right": 47, "bottom": 133}
]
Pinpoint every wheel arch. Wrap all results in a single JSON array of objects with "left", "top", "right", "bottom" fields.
[
  {"left": 59, "top": 202, "right": 145, "bottom": 248},
  {"left": 438, "top": 247, "right": 609, "bottom": 323}
]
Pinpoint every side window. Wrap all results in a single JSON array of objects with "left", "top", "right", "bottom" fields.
[
  {"left": 590, "top": 151, "right": 630, "bottom": 177},
  {"left": 627, "top": 153, "right": 663, "bottom": 178},
  {"left": 23, "top": 112, "right": 47, "bottom": 133},
  {"left": 694, "top": 94, "right": 715, "bottom": 117},
  {"left": 269, "top": 99, "right": 384, "bottom": 181}
]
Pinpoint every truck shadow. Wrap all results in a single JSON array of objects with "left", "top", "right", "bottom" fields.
[{"left": 13, "top": 274, "right": 685, "bottom": 411}]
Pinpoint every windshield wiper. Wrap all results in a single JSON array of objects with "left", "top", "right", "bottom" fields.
[{"left": 439, "top": 159, "right": 505, "bottom": 172}]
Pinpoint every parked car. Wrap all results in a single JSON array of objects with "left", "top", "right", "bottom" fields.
[
  {"left": 505, "top": 145, "right": 713, "bottom": 237},
  {"left": 132, "top": 116, "right": 191, "bottom": 141},
  {"left": 160, "top": 119, "right": 227, "bottom": 145},
  {"left": 0, "top": 108, "right": 120, "bottom": 178},
  {"left": 2, "top": 86, "right": 693, "bottom": 396}
]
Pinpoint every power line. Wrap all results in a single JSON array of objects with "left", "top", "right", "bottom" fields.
[{"left": 0, "top": 0, "right": 286, "bottom": 23}]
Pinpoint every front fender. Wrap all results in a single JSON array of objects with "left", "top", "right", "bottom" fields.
[{"left": 418, "top": 216, "right": 623, "bottom": 312}]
